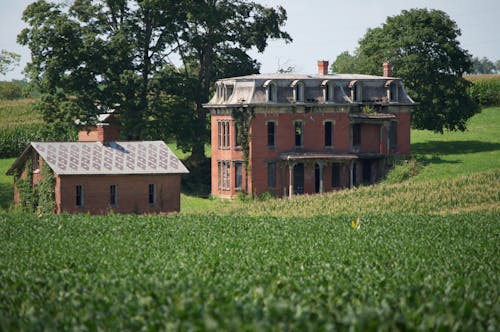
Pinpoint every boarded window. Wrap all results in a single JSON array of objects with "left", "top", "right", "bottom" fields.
[
  {"left": 76, "top": 185, "right": 83, "bottom": 207},
  {"left": 218, "top": 161, "right": 231, "bottom": 190},
  {"left": 324, "top": 121, "right": 333, "bottom": 147},
  {"left": 110, "top": 185, "right": 117, "bottom": 206},
  {"left": 148, "top": 184, "right": 156, "bottom": 205},
  {"left": 267, "top": 162, "right": 276, "bottom": 188}
]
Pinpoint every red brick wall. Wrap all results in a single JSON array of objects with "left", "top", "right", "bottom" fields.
[
  {"left": 393, "top": 112, "right": 411, "bottom": 155},
  {"left": 55, "top": 174, "right": 181, "bottom": 214},
  {"left": 78, "top": 124, "right": 121, "bottom": 143},
  {"left": 359, "top": 124, "right": 381, "bottom": 153}
]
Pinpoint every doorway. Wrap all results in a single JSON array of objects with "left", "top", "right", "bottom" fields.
[{"left": 293, "top": 163, "right": 304, "bottom": 194}]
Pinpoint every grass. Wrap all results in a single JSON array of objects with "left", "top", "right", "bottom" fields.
[
  {"left": 0, "top": 158, "right": 15, "bottom": 210},
  {"left": 410, "top": 107, "right": 500, "bottom": 181}
]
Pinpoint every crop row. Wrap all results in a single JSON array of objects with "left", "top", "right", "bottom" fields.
[{"left": 0, "top": 211, "right": 498, "bottom": 330}]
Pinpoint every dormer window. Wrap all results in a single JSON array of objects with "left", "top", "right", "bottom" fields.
[
  {"left": 321, "top": 80, "right": 335, "bottom": 102},
  {"left": 216, "top": 83, "right": 223, "bottom": 100},
  {"left": 224, "top": 84, "right": 234, "bottom": 101},
  {"left": 385, "top": 80, "right": 399, "bottom": 102},
  {"left": 264, "top": 80, "right": 277, "bottom": 102},
  {"left": 290, "top": 80, "right": 304, "bottom": 102},
  {"left": 348, "top": 80, "right": 362, "bottom": 102}
]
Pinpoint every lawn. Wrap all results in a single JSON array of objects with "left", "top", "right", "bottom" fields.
[{"left": 410, "top": 107, "right": 500, "bottom": 181}]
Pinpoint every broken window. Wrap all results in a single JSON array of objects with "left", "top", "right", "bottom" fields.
[{"left": 294, "top": 121, "right": 303, "bottom": 147}]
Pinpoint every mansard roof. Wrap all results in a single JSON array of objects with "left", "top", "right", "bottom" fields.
[{"left": 205, "top": 72, "right": 415, "bottom": 107}]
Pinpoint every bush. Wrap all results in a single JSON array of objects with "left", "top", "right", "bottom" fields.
[
  {"left": 466, "top": 74, "right": 500, "bottom": 107},
  {"left": 384, "top": 157, "right": 422, "bottom": 184}
]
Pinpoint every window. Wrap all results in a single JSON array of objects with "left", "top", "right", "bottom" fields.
[
  {"left": 234, "top": 122, "right": 241, "bottom": 147},
  {"left": 332, "top": 164, "right": 340, "bottom": 188},
  {"left": 110, "top": 185, "right": 117, "bottom": 206},
  {"left": 326, "top": 83, "right": 333, "bottom": 101},
  {"left": 76, "top": 185, "right": 83, "bottom": 207},
  {"left": 389, "top": 122, "right": 398, "bottom": 150},
  {"left": 217, "top": 120, "right": 230, "bottom": 149},
  {"left": 234, "top": 162, "right": 242, "bottom": 190},
  {"left": 267, "top": 83, "right": 278, "bottom": 101},
  {"left": 267, "top": 121, "right": 276, "bottom": 148},
  {"left": 291, "top": 80, "right": 304, "bottom": 102},
  {"left": 352, "top": 124, "right": 361, "bottom": 147},
  {"left": 148, "top": 184, "right": 156, "bottom": 205},
  {"left": 350, "top": 81, "right": 362, "bottom": 102},
  {"left": 267, "top": 162, "right": 276, "bottom": 188},
  {"left": 217, "top": 160, "right": 231, "bottom": 190},
  {"left": 324, "top": 121, "right": 333, "bottom": 147},
  {"left": 294, "top": 121, "right": 303, "bottom": 147}
]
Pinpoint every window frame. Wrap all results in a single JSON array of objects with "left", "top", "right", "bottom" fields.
[
  {"left": 332, "top": 164, "right": 341, "bottom": 188},
  {"left": 294, "top": 120, "right": 304, "bottom": 148},
  {"left": 109, "top": 184, "right": 118, "bottom": 207},
  {"left": 234, "top": 161, "right": 243, "bottom": 190},
  {"left": 324, "top": 120, "right": 334, "bottom": 148},
  {"left": 267, "top": 162, "right": 276, "bottom": 189},
  {"left": 352, "top": 123, "right": 361, "bottom": 148},
  {"left": 267, "top": 120, "right": 276, "bottom": 148},
  {"left": 389, "top": 121, "right": 398, "bottom": 150},
  {"left": 76, "top": 185, "right": 84, "bottom": 208},
  {"left": 148, "top": 183, "right": 156, "bottom": 205}
]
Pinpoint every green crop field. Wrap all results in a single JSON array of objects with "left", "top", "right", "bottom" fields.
[
  {"left": 0, "top": 102, "right": 499, "bottom": 329},
  {"left": 1, "top": 211, "right": 498, "bottom": 330}
]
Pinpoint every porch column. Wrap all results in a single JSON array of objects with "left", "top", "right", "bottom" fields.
[
  {"left": 288, "top": 162, "right": 295, "bottom": 198},
  {"left": 318, "top": 161, "right": 325, "bottom": 193},
  {"left": 349, "top": 160, "right": 354, "bottom": 188}
]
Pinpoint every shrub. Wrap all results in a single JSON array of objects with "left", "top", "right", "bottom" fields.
[{"left": 384, "top": 157, "right": 422, "bottom": 184}]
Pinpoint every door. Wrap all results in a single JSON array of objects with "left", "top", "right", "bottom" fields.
[
  {"left": 314, "top": 164, "right": 320, "bottom": 193},
  {"left": 293, "top": 163, "right": 304, "bottom": 194},
  {"left": 362, "top": 160, "right": 372, "bottom": 184}
]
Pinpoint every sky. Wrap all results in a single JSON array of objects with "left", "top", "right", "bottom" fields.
[{"left": 1, "top": 0, "right": 499, "bottom": 80}]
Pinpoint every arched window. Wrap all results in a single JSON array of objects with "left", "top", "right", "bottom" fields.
[
  {"left": 321, "top": 80, "right": 335, "bottom": 102},
  {"left": 385, "top": 80, "right": 399, "bottom": 102},
  {"left": 263, "top": 80, "right": 277, "bottom": 102},
  {"left": 348, "top": 80, "right": 362, "bottom": 102},
  {"left": 290, "top": 80, "right": 304, "bottom": 102}
]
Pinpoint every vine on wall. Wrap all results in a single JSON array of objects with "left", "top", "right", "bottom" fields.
[
  {"left": 15, "top": 156, "right": 55, "bottom": 215},
  {"left": 233, "top": 106, "right": 254, "bottom": 194},
  {"left": 36, "top": 161, "right": 55, "bottom": 216}
]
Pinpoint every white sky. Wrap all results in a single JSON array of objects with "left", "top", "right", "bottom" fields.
[{"left": 1, "top": 0, "right": 499, "bottom": 80}]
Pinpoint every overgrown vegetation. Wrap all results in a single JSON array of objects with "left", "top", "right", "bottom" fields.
[{"left": 384, "top": 157, "right": 422, "bottom": 184}]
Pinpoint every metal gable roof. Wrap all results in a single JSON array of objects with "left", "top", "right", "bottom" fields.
[{"left": 26, "top": 141, "right": 189, "bottom": 175}]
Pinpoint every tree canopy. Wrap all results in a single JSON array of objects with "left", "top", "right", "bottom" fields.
[
  {"left": 471, "top": 56, "right": 497, "bottom": 74},
  {"left": 331, "top": 8, "right": 479, "bottom": 132},
  {"left": 18, "top": 0, "right": 291, "bottom": 160},
  {"left": 0, "top": 50, "right": 20, "bottom": 75}
]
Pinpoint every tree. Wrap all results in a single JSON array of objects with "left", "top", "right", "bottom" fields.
[
  {"left": 496, "top": 60, "right": 500, "bottom": 73},
  {"left": 19, "top": 0, "right": 291, "bottom": 161},
  {"left": 333, "top": 9, "right": 479, "bottom": 132},
  {"left": 471, "top": 56, "right": 496, "bottom": 74},
  {"left": 330, "top": 51, "right": 357, "bottom": 74},
  {"left": 0, "top": 50, "right": 20, "bottom": 75}
]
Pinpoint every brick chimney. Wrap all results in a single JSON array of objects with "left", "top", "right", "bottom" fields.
[
  {"left": 78, "top": 115, "right": 121, "bottom": 144},
  {"left": 383, "top": 62, "right": 392, "bottom": 77},
  {"left": 318, "top": 60, "right": 329, "bottom": 75}
]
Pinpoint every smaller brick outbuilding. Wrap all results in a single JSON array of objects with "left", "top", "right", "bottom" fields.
[{"left": 7, "top": 122, "right": 189, "bottom": 214}]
